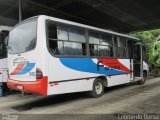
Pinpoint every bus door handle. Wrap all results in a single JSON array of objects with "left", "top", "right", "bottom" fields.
[{"left": 97, "top": 61, "right": 104, "bottom": 71}]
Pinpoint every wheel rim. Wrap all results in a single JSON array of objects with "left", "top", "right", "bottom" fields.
[{"left": 95, "top": 82, "right": 103, "bottom": 95}]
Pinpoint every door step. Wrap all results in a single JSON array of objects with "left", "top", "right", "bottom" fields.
[
  {"left": 130, "top": 77, "right": 142, "bottom": 82},
  {"left": 134, "top": 77, "right": 142, "bottom": 81}
]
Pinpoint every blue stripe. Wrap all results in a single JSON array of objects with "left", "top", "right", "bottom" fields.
[
  {"left": 16, "top": 63, "right": 35, "bottom": 75},
  {"left": 59, "top": 58, "right": 127, "bottom": 75}
]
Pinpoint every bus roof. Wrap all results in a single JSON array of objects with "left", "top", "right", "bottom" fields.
[
  {"left": 42, "top": 15, "right": 140, "bottom": 41},
  {"left": 16, "top": 15, "right": 140, "bottom": 41}
]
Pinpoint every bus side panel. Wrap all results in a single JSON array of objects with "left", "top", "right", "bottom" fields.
[
  {"left": 47, "top": 57, "right": 96, "bottom": 95},
  {"left": 0, "top": 58, "right": 8, "bottom": 83},
  {"left": 107, "top": 74, "right": 130, "bottom": 87},
  {"left": 107, "top": 59, "right": 131, "bottom": 87},
  {"left": 47, "top": 57, "right": 132, "bottom": 95},
  {"left": 48, "top": 79, "right": 94, "bottom": 95}
]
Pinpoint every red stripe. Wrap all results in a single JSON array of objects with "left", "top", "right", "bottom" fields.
[
  {"left": 10, "top": 64, "right": 25, "bottom": 75},
  {"left": 97, "top": 58, "right": 131, "bottom": 73}
]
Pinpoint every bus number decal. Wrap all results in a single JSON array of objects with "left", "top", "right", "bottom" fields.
[{"left": 29, "top": 72, "right": 35, "bottom": 76}]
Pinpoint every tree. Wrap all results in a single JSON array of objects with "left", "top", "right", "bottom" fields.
[{"left": 129, "top": 29, "right": 160, "bottom": 53}]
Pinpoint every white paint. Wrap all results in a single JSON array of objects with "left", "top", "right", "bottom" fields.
[{"left": 48, "top": 79, "right": 94, "bottom": 95}]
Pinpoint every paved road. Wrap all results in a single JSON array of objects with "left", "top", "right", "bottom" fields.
[{"left": 0, "top": 77, "right": 160, "bottom": 120}]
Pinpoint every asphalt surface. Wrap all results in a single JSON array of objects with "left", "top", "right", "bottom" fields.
[{"left": 0, "top": 77, "right": 160, "bottom": 120}]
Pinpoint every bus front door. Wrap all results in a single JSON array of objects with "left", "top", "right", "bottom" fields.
[{"left": 133, "top": 43, "right": 143, "bottom": 79}]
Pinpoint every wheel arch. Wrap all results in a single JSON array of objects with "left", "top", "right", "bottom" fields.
[{"left": 96, "top": 76, "right": 108, "bottom": 87}]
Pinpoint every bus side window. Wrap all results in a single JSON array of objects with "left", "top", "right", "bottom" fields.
[
  {"left": 48, "top": 23, "right": 63, "bottom": 55},
  {"left": 89, "top": 44, "right": 98, "bottom": 56},
  {"left": 127, "top": 40, "right": 133, "bottom": 59},
  {"left": 114, "top": 37, "right": 127, "bottom": 58},
  {"left": 68, "top": 27, "right": 85, "bottom": 43},
  {"left": 63, "top": 42, "right": 83, "bottom": 56},
  {"left": 89, "top": 31, "right": 99, "bottom": 56},
  {"left": 49, "top": 40, "right": 63, "bottom": 55},
  {"left": 47, "top": 21, "right": 87, "bottom": 56},
  {"left": 89, "top": 32, "right": 114, "bottom": 57},
  {"left": 100, "top": 34, "right": 114, "bottom": 57},
  {"left": 114, "top": 36, "right": 119, "bottom": 57},
  {"left": 57, "top": 25, "right": 68, "bottom": 41},
  {"left": 48, "top": 25, "right": 57, "bottom": 39},
  {"left": 67, "top": 26, "right": 86, "bottom": 56}
]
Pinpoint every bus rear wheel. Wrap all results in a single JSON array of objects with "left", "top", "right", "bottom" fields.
[{"left": 87, "top": 78, "right": 104, "bottom": 98}]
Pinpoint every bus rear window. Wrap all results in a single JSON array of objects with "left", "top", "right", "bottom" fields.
[{"left": 8, "top": 20, "right": 37, "bottom": 54}]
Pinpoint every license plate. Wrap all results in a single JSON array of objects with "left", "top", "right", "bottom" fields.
[{"left": 16, "top": 85, "right": 23, "bottom": 90}]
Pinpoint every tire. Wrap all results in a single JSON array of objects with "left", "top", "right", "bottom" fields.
[
  {"left": 137, "top": 72, "right": 147, "bottom": 85},
  {"left": 0, "top": 83, "right": 9, "bottom": 96},
  {"left": 87, "top": 78, "right": 104, "bottom": 98}
]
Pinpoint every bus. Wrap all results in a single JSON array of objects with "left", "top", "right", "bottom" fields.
[
  {"left": 0, "top": 26, "right": 12, "bottom": 94},
  {"left": 7, "top": 15, "right": 149, "bottom": 97}
]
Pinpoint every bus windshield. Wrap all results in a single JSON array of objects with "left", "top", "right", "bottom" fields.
[{"left": 8, "top": 19, "right": 37, "bottom": 54}]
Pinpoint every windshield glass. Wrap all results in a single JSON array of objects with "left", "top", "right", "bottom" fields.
[
  {"left": 8, "top": 19, "right": 37, "bottom": 54},
  {"left": 0, "top": 31, "right": 9, "bottom": 59}
]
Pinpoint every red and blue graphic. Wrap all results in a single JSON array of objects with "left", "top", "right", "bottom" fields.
[
  {"left": 10, "top": 63, "right": 35, "bottom": 75},
  {"left": 60, "top": 58, "right": 131, "bottom": 76}
]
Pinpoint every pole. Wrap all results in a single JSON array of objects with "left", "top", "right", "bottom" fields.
[{"left": 19, "top": 0, "right": 22, "bottom": 22}]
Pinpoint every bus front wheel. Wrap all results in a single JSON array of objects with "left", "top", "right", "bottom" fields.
[{"left": 87, "top": 78, "right": 104, "bottom": 98}]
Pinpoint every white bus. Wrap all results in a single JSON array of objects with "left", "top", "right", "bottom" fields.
[
  {"left": 7, "top": 15, "right": 149, "bottom": 97},
  {"left": 0, "top": 26, "right": 12, "bottom": 93}
]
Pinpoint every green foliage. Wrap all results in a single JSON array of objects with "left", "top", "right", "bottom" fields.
[
  {"left": 129, "top": 29, "right": 160, "bottom": 52},
  {"left": 130, "top": 29, "right": 160, "bottom": 68}
]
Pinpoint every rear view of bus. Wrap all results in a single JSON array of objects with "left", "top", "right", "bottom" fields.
[{"left": 7, "top": 16, "right": 48, "bottom": 95}]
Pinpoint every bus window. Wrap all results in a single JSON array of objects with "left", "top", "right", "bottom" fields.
[
  {"left": 9, "top": 20, "right": 37, "bottom": 54},
  {"left": 89, "top": 32, "right": 113, "bottom": 57},
  {"left": 98, "top": 45, "right": 113, "bottom": 57},
  {"left": 127, "top": 40, "right": 133, "bottom": 59},
  {"left": 63, "top": 42, "right": 83, "bottom": 55},
  {"left": 47, "top": 21, "right": 86, "bottom": 56},
  {"left": 89, "top": 31, "right": 100, "bottom": 44},
  {"left": 89, "top": 44, "right": 98, "bottom": 56},
  {"left": 49, "top": 40, "right": 63, "bottom": 55},
  {"left": 68, "top": 27, "right": 85, "bottom": 42},
  {"left": 100, "top": 34, "right": 112, "bottom": 46},
  {"left": 100, "top": 34, "right": 113, "bottom": 57},
  {"left": 48, "top": 24, "right": 57, "bottom": 39},
  {"left": 89, "top": 31, "right": 99, "bottom": 56},
  {"left": 57, "top": 25, "right": 68, "bottom": 40},
  {"left": 114, "top": 36, "right": 127, "bottom": 58}
]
